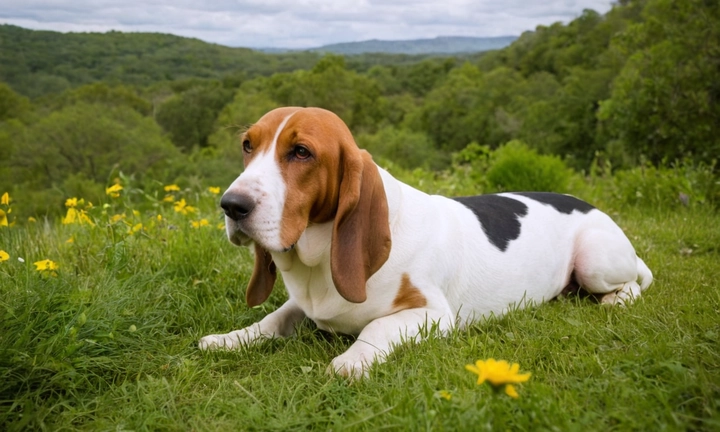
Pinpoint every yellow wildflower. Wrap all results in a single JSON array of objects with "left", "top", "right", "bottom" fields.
[
  {"left": 110, "top": 214, "right": 125, "bottom": 224},
  {"left": 1, "top": 192, "right": 9, "bottom": 205},
  {"left": 208, "top": 186, "right": 221, "bottom": 195},
  {"left": 129, "top": 223, "right": 143, "bottom": 234},
  {"left": 163, "top": 195, "right": 175, "bottom": 203},
  {"left": 0, "top": 250, "right": 9, "bottom": 262},
  {"left": 0, "top": 209, "right": 8, "bottom": 227},
  {"left": 191, "top": 219, "right": 210, "bottom": 228},
  {"left": 465, "top": 359, "right": 530, "bottom": 399},
  {"left": 217, "top": 223, "right": 225, "bottom": 230},
  {"left": 157, "top": 214, "right": 163, "bottom": 221},
  {"left": 62, "top": 201, "right": 95, "bottom": 226},
  {"left": 173, "top": 199, "right": 196, "bottom": 215},
  {"left": 164, "top": 184, "right": 181, "bottom": 192},
  {"left": 34, "top": 259, "right": 59, "bottom": 272},
  {"left": 28, "top": 217, "right": 37, "bottom": 223},
  {"left": 106, "top": 184, "right": 123, "bottom": 198},
  {"left": 66, "top": 237, "right": 75, "bottom": 244}
]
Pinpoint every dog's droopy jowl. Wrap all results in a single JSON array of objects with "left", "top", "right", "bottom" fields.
[{"left": 199, "top": 107, "right": 653, "bottom": 379}]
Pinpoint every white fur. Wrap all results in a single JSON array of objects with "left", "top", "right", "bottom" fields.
[
  {"left": 201, "top": 163, "right": 653, "bottom": 379},
  {"left": 222, "top": 113, "right": 294, "bottom": 251}
]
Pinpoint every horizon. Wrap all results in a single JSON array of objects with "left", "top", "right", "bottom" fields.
[
  {"left": 1, "top": 24, "right": 519, "bottom": 51},
  {"left": 0, "top": 0, "right": 614, "bottom": 49}
]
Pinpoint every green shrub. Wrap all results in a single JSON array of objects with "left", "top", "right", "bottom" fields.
[{"left": 485, "top": 140, "right": 573, "bottom": 192}]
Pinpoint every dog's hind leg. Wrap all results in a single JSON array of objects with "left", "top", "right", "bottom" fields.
[{"left": 573, "top": 225, "right": 653, "bottom": 306}]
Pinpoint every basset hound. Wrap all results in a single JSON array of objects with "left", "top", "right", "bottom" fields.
[{"left": 199, "top": 107, "right": 653, "bottom": 378}]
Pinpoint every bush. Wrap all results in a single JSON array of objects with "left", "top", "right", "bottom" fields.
[{"left": 485, "top": 140, "right": 573, "bottom": 192}]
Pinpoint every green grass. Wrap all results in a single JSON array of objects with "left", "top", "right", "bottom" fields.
[{"left": 1, "top": 186, "right": 719, "bottom": 431}]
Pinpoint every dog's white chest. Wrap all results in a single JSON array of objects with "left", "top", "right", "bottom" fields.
[{"left": 272, "top": 222, "right": 365, "bottom": 332}]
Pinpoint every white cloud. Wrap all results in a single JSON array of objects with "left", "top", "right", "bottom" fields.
[{"left": 0, "top": 0, "right": 614, "bottom": 49}]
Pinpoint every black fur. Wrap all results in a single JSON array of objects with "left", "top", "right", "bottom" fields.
[
  {"left": 453, "top": 195, "right": 528, "bottom": 252},
  {"left": 514, "top": 192, "right": 595, "bottom": 214}
]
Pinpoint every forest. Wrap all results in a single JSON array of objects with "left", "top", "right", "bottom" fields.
[{"left": 1, "top": 0, "right": 718, "bottom": 218}]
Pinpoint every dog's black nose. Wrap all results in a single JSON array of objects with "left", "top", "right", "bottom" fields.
[{"left": 220, "top": 193, "right": 256, "bottom": 221}]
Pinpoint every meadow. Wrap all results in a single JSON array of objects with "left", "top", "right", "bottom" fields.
[{"left": 1, "top": 167, "right": 719, "bottom": 431}]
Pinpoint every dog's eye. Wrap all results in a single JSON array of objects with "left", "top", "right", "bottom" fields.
[
  {"left": 242, "top": 139, "right": 253, "bottom": 153},
  {"left": 293, "top": 145, "right": 311, "bottom": 160}
]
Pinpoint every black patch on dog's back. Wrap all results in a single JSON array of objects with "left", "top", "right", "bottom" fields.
[
  {"left": 514, "top": 192, "right": 595, "bottom": 214},
  {"left": 453, "top": 195, "right": 528, "bottom": 252}
]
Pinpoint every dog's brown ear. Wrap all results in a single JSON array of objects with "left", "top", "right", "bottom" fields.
[
  {"left": 246, "top": 243, "right": 277, "bottom": 307},
  {"left": 331, "top": 150, "right": 392, "bottom": 303}
]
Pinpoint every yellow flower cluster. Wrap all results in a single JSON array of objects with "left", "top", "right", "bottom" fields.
[
  {"left": 465, "top": 358, "right": 531, "bottom": 399},
  {"left": 62, "top": 197, "right": 95, "bottom": 226},
  {"left": 34, "top": 259, "right": 59, "bottom": 271},
  {"left": 191, "top": 219, "right": 210, "bottom": 228},
  {"left": 173, "top": 198, "right": 196, "bottom": 215},
  {"left": 1, "top": 180, "right": 227, "bottom": 278},
  {"left": 33, "top": 259, "right": 60, "bottom": 277}
]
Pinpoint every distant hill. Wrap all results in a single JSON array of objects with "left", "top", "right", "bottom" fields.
[
  {"left": 0, "top": 24, "right": 324, "bottom": 98},
  {"left": 308, "top": 36, "right": 518, "bottom": 55},
  {"left": 0, "top": 25, "right": 496, "bottom": 98}
]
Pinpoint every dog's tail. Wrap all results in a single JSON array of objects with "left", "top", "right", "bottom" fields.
[{"left": 636, "top": 256, "right": 653, "bottom": 291}]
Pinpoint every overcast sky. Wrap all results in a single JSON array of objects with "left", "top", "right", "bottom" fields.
[{"left": 0, "top": 0, "right": 615, "bottom": 49}]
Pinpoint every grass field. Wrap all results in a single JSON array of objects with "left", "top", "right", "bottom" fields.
[{"left": 1, "top": 180, "right": 719, "bottom": 431}]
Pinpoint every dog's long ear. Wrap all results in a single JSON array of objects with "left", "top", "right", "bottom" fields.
[
  {"left": 331, "top": 149, "right": 392, "bottom": 303},
  {"left": 246, "top": 243, "right": 277, "bottom": 307}
]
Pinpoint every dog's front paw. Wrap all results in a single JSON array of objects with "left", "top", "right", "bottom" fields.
[
  {"left": 327, "top": 345, "right": 387, "bottom": 380},
  {"left": 327, "top": 354, "right": 371, "bottom": 380},
  {"left": 198, "top": 333, "right": 239, "bottom": 350},
  {"left": 198, "top": 326, "right": 262, "bottom": 351}
]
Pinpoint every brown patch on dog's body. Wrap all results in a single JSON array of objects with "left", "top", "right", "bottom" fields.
[{"left": 392, "top": 274, "right": 427, "bottom": 310}]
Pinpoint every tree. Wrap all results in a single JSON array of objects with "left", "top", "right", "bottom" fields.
[
  {"left": 0, "top": 83, "right": 31, "bottom": 122},
  {"left": 266, "top": 55, "right": 385, "bottom": 132},
  {"left": 598, "top": 0, "right": 720, "bottom": 165},
  {"left": 8, "top": 102, "right": 179, "bottom": 189},
  {"left": 155, "top": 82, "right": 234, "bottom": 151}
]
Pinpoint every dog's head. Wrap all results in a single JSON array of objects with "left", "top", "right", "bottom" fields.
[{"left": 221, "top": 107, "right": 391, "bottom": 306}]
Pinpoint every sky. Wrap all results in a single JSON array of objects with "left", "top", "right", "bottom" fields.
[{"left": 0, "top": 0, "right": 615, "bottom": 49}]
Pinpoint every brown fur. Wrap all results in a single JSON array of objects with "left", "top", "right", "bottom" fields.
[
  {"left": 392, "top": 274, "right": 428, "bottom": 310},
  {"left": 247, "top": 243, "right": 277, "bottom": 307},
  {"left": 330, "top": 149, "right": 392, "bottom": 303},
  {"left": 243, "top": 107, "right": 392, "bottom": 305}
]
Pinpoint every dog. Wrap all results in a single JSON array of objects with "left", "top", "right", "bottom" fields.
[{"left": 199, "top": 107, "right": 653, "bottom": 378}]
